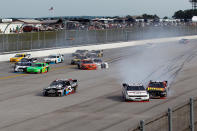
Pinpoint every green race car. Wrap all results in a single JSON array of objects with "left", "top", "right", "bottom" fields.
[{"left": 26, "top": 63, "right": 50, "bottom": 73}]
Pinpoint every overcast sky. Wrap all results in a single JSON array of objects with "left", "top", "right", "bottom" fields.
[{"left": 0, "top": 0, "right": 191, "bottom": 18}]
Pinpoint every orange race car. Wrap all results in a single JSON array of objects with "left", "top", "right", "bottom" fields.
[
  {"left": 146, "top": 80, "right": 168, "bottom": 98},
  {"left": 78, "top": 59, "right": 97, "bottom": 70}
]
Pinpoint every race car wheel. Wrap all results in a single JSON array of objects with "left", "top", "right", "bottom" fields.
[
  {"left": 46, "top": 68, "right": 49, "bottom": 72},
  {"left": 58, "top": 92, "right": 62, "bottom": 97},
  {"left": 124, "top": 97, "right": 127, "bottom": 102},
  {"left": 55, "top": 60, "right": 57, "bottom": 64},
  {"left": 77, "top": 64, "right": 80, "bottom": 69},
  {"left": 73, "top": 87, "right": 77, "bottom": 92},
  {"left": 122, "top": 95, "right": 127, "bottom": 102},
  {"left": 101, "top": 64, "right": 106, "bottom": 69},
  {"left": 40, "top": 70, "right": 42, "bottom": 74},
  {"left": 43, "top": 92, "right": 48, "bottom": 96},
  {"left": 23, "top": 68, "right": 27, "bottom": 72}
]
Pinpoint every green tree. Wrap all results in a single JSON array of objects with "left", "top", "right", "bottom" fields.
[
  {"left": 173, "top": 9, "right": 197, "bottom": 19},
  {"left": 163, "top": 16, "right": 168, "bottom": 19}
]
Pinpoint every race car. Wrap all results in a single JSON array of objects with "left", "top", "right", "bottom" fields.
[
  {"left": 71, "top": 55, "right": 88, "bottom": 65},
  {"left": 78, "top": 59, "right": 97, "bottom": 70},
  {"left": 92, "top": 58, "right": 109, "bottom": 69},
  {"left": 146, "top": 81, "right": 168, "bottom": 98},
  {"left": 26, "top": 63, "right": 50, "bottom": 73},
  {"left": 43, "top": 79, "right": 78, "bottom": 97},
  {"left": 44, "top": 54, "right": 64, "bottom": 64},
  {"left": 179, "top": 39, "right": 189, "bottom": 44},
  {"left": 14, "top": 58, "right": 37, "bottom": 72},
  {"left": 19, "top": 57, "right": 37, "bottom": 63},
  {"left": 10, "top": 53, "right": 31, "bottom": 62},
  {"left": 86, "top": 52, "right": 98, "bottom": 58},
  {"left": 14, "top": 61, "right": 32, "bottom": 72},
  {"left": 122, "top": 83, "right": 149, "bottom": 101},
  {"left": 72, "top": 50, "right": 88, "bottom": 57},
  {"left": 90, "top": 50, "right": 103, "bottom": 57}
]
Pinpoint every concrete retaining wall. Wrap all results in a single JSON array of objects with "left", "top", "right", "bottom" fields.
[{"left": 1, "top": 35, "right": 197, "bottom": 62}]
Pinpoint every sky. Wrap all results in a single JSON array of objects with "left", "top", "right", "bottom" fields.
[{"left": 0, "top": 0, "right": 192, "bottom": 18}]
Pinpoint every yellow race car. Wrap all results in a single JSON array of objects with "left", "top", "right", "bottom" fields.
[
  {"left": 10, "top": 54, "right": 31, "bottom": 62},
  {"left": 71, "top": 55, "right": 87, "bottom": 65}
]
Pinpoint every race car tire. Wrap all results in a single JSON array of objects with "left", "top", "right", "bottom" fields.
[
  {"left": 43, "top": 92, "right": 48, "bottom": 96},
  {"left": 58, "top": 92, "right": 62, "bottom": 97},
  {"left": 55, "top": 60, "right": 57, "bottom": 64},
  {"left": 23, "top": 68, "right": 27, "bottom": 72},
  {"left": 124, "top": 98, "right": 127, "bottom": 102},
  {"left": 40, "top": 69, "right": 42, "bottom": 74},
  {"left": 47, "top": 68, "right": 49, "bottom": 72},
  {"left": 101, "top": 64, "right": 105, "bottom": 69},
  {"left": 77, "top": 64, "right": 80, "bottom": 69},
  {"left": 73, "top": 87, "right": 77, "bottom": 92},
  {"left": 122, "top": 95, "right": 127, "bottom": 102}
]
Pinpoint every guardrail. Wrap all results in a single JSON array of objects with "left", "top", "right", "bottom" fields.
[
  {"left": 0, "top": 25, "right": 197, "bottom": 53},
  {"left": 132, "top": 97, "right": 197, "bottom": 131}
]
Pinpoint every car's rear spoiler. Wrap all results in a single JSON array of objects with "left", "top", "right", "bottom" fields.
[
  {"left": 122, "top": 83, "right": 128, "bottom": 87},
  {"left": 73, "top": 79, "right": 78, "bottom": 83}
]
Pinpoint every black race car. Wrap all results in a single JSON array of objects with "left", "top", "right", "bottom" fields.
[
  {"left": 43, "top": 79, "right": 78, "bottom": 97},
  {"left": 147, "top": 81, "right": 168, "bottom": 98}
]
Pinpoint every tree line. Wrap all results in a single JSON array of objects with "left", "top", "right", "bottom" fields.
[{"left": 173, "top": 9, "right": 197, "bottom": 19}]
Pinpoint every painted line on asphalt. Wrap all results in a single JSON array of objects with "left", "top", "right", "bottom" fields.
[
  {"left": 0, "top": 65, "right": 75, "bottom": 80},
  {"left": 0, "top": 74, "right": 28, "bottom": 80}
]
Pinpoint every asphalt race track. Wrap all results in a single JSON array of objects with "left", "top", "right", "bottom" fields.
[{"left": 0, "top": 40, "right": 197, "bottom": 131}]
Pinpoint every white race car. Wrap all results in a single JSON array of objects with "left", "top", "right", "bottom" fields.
[
  {"left": 14, "top": 62, "right": 32, "bottom": 72},
  {"left": 122, "top": 83, "right": 149, "bottom": 101},
  {"left": 44, "top": 54, "right": 64, "bottom": 64},
  {"left": 92, "top": 58, "right": 109, "bottom": 69}
]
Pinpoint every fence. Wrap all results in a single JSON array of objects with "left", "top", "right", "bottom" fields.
[
  {"left": 0, "top": 25, "right": 197, "bottom": 53},
  {"left": 132, "top": 98, "right": 197, "bottom": 131}
]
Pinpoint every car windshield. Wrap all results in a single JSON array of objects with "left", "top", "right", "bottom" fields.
[
  {"left": 92, "top": 50, "right": 100, "bottom": 53},
  {"left": 93, "top": 59, "right": 102, "bottom": 63},
  {"left": 76, "top": 56, "right": 87, "bottom": 59},
  {"left": 76, "top": 50, "right": 87, "bottom": 53},
  {"left": 49, "top": 55, "right": 57, "bottom": 58},
  {"left": 16, "top": 62, "right": 31, "bottom": 66},
  {"left": 87, "top": 54, "right": 97, "bottom": 58},
  {"left": 15, "top": 54, "right": 23, "bottom": 57},
  {"left": 20, "top": 58, "right": 29, "bottom": 62},
  {"left": 149, "top": 82, "right": 164, "bottom": 88},
  {"left": 127, "top": 86, "right": 145, "bottom": 91},
  {"left": 82, "top": 60, "right": 93, "bottom": 64},
  {"left": 32, "top": 63, "right": 43, "bottom": 67},
  {"left": 50, "top": 80, "right": 64, "bottom": 87}
]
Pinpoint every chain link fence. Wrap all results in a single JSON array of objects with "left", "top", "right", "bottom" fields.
[
  {"left": 0, "top": 25, "right": 197, "bottom": 53},
  {"left": 132, "top": 98, "right": 197, "bottom": 131}
]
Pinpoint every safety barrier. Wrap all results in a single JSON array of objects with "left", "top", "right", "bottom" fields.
[
  {"left": 0, "top": 26, "right": 197, "bottom": 53},
  {"left": 1, "top": 35, "right": 197, "bottom": 62},
  {"left": 132, "top": 97, "right": 197, "bottom": 131}
]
